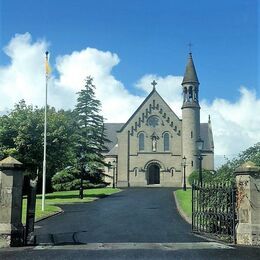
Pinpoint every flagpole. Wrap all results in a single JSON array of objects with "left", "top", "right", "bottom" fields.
[{"left": 42, "top": 51, "right": 49, "bottom": 211}]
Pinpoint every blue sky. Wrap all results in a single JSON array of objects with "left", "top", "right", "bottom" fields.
[
  {"left": 0, "top": 0, "right": 259, "bottom": 163},
  {"left": 1, "top": 0, "right": 258, "bottom": 101}
]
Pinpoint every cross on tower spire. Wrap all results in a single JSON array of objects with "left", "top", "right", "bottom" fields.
[
  {"left": 151, "top": 80, "right": 157, "bottom": 90},
  {"left": 188, "top": 42, "right": 193, "bottom": 54}
]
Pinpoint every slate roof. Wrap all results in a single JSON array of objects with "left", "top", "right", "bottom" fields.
[
  {"left": 200, "top": 123, "right": 214, "bottom": 152},
  {"left": 103, "top": 123, "right": 124, "bottom": 152},
  {"left": 182, "top": 53, "right": 199, "bottom": 85},
  {"left": 107, "top": 144, "right": 118, "bottom": 156}
]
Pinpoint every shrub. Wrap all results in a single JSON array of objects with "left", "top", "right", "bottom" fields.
[
  {"left": 188, "top": 169, "right": 216, "bottom": 186},
  {"left": 51, "top": 167, "right": 108, "bottom": 191},
  {"left": 52, "top": 168, "right": 79, "bottom": 191}
]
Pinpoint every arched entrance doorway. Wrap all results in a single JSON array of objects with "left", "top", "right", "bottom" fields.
[{"left": 147, "top": 164, "right": 160, "bottom": 184}]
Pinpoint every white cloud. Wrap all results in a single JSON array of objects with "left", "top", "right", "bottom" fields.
[
  {"left": 0, "top": 33, "right": 143, "bottom": 121},
  {"left": 0, "top": 32, "right": 259, "bottom": 167},
  {"left": 54, "top": 48, "right": 143, "bottom": 121},
  {"left": 0, "top": 33, "right": 48, "bottom": 110},
  {"left": 200, "top": 88, "right": 260, "bottom": 161}
]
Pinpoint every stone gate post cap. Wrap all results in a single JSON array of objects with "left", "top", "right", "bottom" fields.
[
  {"left": 235, "top": 161, "right": 260, "bottom": 175},
  {"left": 0, "top": 156, "right": 23, "bottom": 169}
]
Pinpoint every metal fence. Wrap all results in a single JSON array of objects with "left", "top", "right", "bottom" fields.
[{"left": 192, "top": 182, "right": 237, "bottom": 243}]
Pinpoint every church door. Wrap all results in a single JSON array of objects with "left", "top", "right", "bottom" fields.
[{"left": 148, "top": 164, "right": 160, "bottom": 184}]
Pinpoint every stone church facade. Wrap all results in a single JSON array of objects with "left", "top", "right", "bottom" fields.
[{"left": 103, "top": 53, "right": 214, "bottom": 187}]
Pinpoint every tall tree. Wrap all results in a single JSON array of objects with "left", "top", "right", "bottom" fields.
[
  {"left": 74, "top": 76, "right": 108, "bottom": 198},
  {"left": 0, "top": 100, "right": 76, "bottom": 191}
]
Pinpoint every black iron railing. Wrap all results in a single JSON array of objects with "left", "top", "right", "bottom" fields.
[{"left": 192, "top": 182, "right": 237, "bottom": 243}]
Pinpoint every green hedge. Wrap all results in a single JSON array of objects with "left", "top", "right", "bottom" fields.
[{"left": 51, "top": 167, "right": 107, "bottom": 191}]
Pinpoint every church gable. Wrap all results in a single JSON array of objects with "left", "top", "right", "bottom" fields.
[{"left": 118, "top": 89, "right": 182, "bottom": 137}]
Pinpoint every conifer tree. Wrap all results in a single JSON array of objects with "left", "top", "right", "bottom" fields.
[{"left": 74, "top": 76, "right": 108, "bottom": 198}]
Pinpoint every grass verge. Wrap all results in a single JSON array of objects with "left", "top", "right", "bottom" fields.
[
  {"left": 175, "top": 189, "right": 192, "bottom": 219},
  {"left": 22, "top": 188, "right": 121, "bottom": 223}
]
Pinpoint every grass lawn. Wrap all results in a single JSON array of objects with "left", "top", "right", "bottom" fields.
[
  {"left": 22, "top": 188, "right": 120, "bottom": 224},
  {"left": 175, "top": 189, "right": 192, "bottom": 218}
]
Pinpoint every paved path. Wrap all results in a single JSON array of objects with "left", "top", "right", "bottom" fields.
[
  {"left": 35, "top": 188, "right": 204, "bottom": 244},
  {"left": 1, "top": 188, "right": 260, "bottom": 259}
]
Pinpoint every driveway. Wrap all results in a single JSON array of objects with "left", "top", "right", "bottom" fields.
[
  {"left": 35, "top": 188, "right": 204, "bottom": 244},
  {"left": 1, "top": 188, "right": 260, "bottom": 259}
]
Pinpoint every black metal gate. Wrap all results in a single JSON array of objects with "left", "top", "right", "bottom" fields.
[{"left": 192, "top": 182, "right": 237, "bottom": 243}]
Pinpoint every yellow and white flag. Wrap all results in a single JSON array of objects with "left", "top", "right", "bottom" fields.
[{"left": 45, "top": 51, "right": 51, "bottom": 75}]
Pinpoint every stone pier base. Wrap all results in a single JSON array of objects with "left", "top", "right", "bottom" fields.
[
  {"left": 236, "top": 223, "right": 260, "bottom": 245},
  {"left": 235, "top": 162, "right": 260, "bottom": 246}
]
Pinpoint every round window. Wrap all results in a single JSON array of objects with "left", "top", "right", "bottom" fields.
[{"left": 147, "top": 116, "right": 160, "bottom": 127}]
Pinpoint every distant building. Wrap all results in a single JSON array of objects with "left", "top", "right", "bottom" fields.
[{"left": 103, "top": 53, "right": 214, "bottom": 187}]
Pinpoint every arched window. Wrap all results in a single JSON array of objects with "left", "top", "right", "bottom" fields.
[
  {"left": 164, "top": 133, "right": 170, "bottom": 151},
  {"left": 194, "top": 86, "right": 198, "bottom": 101},
  {"left": 189, "top": 86, "right": 193, "bottom": 100},
  {"left": 139, "top": 133, "right": 145, "bottom": 151},
  {"left": 183, "top": 87, "right": 188, "bottom": 101}
]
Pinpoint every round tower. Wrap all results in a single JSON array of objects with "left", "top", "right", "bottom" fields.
[{"left": 181, "top": 53, "right": 200, "bottom": 177}]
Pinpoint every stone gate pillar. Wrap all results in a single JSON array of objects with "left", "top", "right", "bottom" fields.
[
  {"left": 0, "top": 156, "right": 24, "bottom": 247},
  {"left": 235, "top": 161, "right": 260, "bottom": 245}
]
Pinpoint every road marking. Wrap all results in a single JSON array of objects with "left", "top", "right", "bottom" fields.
[{"left": 34, "top": 242, "right": 233, "bottom": 251}]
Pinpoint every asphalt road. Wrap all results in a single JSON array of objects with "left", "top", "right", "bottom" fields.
[
  {"left": 36, "top": 187, "right": 204, "bottom": 244},
  {"left": 0, "top": 188, "right": 259, "bottom": 259}
]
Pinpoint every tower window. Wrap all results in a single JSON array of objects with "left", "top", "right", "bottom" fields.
[
  {"left": 164, "top": 133, "right": 170, "bottom": 151},
  {"left": 139, "top": 133, "right": 145, "bottom": 151},
  {"left": 191, "top": 131, "right": 193, "bottom": 138},
  {"left": 191, "top": 160, "right": 193, "bottom": 167},
  {"left": 194, "top": 88, "right": 197, "bottom": 100},
  {"left": 183, "top": 87, "right": 188, "bottom": 102},
  {"left": 189, "top": 86, "right": 193, "bottom": 100}
]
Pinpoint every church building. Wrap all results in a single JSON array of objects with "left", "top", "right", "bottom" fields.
[{"left": 103, "top": 53, "right": 214, "bottom": 187}]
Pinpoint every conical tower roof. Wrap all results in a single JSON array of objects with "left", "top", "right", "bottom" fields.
[{"left": 182, "top": 53, "right": 199, "bottom": 85}]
